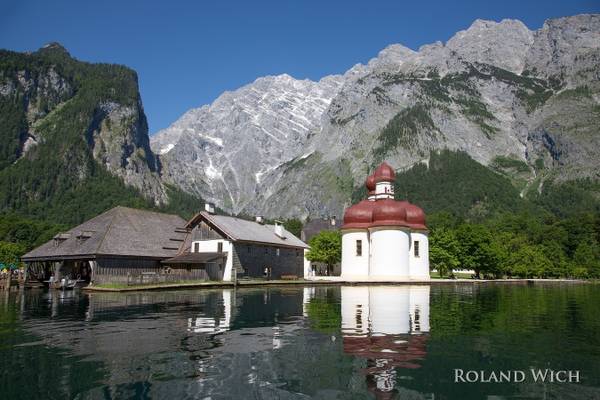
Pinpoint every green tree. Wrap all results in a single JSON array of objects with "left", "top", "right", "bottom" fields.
[
  {"left": 283, "top": 218, "right": 303, "bottom": 238},
  {"left": 429, "top": 227, "right": 461, "bottom": 277},
  {"left": 455, "top": 223, "right": 500, "bottom": 278},
  {"left": 0, "top": 241, "right": 26, "bottom": 269},
  {"left": 504, "top": 244, "right": 552, "bottom": 278},
  {"left": 572, "top": 240, "right": 600, "bottom": 278},
  {"left": 306, "top": 231, "right": 341, "bottom": 275}
]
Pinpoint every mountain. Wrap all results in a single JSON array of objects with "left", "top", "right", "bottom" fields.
[
  {"left": 0, "top": 43, "right": 199, "bottom": 225},
  {"left": 151, "top": 73, "right": 345, "bottom": 212},
  {"left": 153, "top": 14, "right": 600, "bottom": 219}
]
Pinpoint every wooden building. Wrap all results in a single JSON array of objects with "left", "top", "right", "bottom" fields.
[
  {"left": 21, "top": 205, "right": 309, "bottom": 287},
  {"left": 186, "top": 210, "right": 309, "bottom": 281},
  {"left": 21, "top": 206, "right": 223, "bottom": 286}
]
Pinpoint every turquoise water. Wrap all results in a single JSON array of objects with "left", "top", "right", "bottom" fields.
[{"left": 1, "top": 283, "right": 599, "bottom": 399}]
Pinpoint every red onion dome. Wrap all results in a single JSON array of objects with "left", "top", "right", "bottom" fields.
[
  {"left": 365, "top": 174, "right": 376, "bottom": 191},
  {"left": 371, "top": 199, "right": 408, "bottom": 226},
  {"left": 405, "top": 203, "right": 427, "bottom": 230},
  {"left": 372, "top": 162, "right": 395, "bottom": 184},
  {"left": 342, "top": 200, "right": 376, "bottom": 229}
]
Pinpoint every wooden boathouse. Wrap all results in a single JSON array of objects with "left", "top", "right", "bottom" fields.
[{"left": 21, "top": 206, "right": 225, "bottom": 287}]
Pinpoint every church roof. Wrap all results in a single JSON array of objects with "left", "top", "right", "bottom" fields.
[
  {"left": 22, "top": 207, "right": 188, "bottom": 261},
  {"left": 372, "top": 162, "right": 396, "bottom": 183},
  {"left": 342, "top": 162, "right": 427, "bottom": 230}
]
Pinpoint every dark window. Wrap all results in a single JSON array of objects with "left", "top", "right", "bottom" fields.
[
  {"left": 218, "top": 242, "right": 223, "bottom": 253},
  {"left": 356, "top": 240, "right": 362, "bottom": 256},
  {"left": 265, "top": 247, "right": 268, "bottom": 254},
  {"left": 247, "top": 245, "right": 251, "bottom": 253},
  {"left": 194, "top": 242, "right": 200, "bottom": 253},
  {"left": 414, "top": 240, "right": 420, "bottom": 258}
]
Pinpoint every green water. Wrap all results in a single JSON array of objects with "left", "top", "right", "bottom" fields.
[{"left": 1, "top": 283, "right": 599, "bottom": 399}]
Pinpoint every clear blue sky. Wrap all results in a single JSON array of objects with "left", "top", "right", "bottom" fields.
[{"left": 1, "top": 0, "right": 598, "bottom": 133}]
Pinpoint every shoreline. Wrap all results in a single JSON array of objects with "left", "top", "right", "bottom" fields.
[{"left": 81, "top": 278, "right": 595, "bottom": 292}]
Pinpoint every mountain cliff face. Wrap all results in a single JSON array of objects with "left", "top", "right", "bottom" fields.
[
  {"left": 153, "top": 14, "right": 600, "bottom": 219},
  {"left": 151, "top": 74, "right": 345, "bottom": 211},
  {"left": 0, "top": 43, "right": 172, "bottom": 223}
]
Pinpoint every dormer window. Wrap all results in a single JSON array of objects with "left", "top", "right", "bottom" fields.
[
  {"left": 76, "top": 231, "right": 93, "bottom": 245},
  {"left": 53, "top": 233, "right": 71, "bottom": 247}
]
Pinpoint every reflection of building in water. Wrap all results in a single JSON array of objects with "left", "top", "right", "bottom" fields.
[
  {"left": 18, "top": 286, "right": 432, "bottom": 399},
  {"left": 188, "top": 289, "right": 232, "bottom": 333},
  {"left": 302, "top": 287, "right": 315, "bottom": 317},
  {"left": 341, "top": 286, "right": 431, "bottom": 399}
]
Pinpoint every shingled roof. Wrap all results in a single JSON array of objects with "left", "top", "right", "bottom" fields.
[
  {"left": 187, "top": 212, "right": 309, "bottom": 249},
  {"left": 22, "top": 206, "right": 188, "bottom": 261}
]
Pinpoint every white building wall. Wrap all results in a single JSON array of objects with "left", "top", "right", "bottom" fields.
[
  {"left": 369, "top": 228, "right": 410, "bottom": 280},
  {"left": 192, "top": 239, "right": 233, "bottom": 281},
  {"left": 303, "top": 249, "right": 312, "bottom": 278},
  {"left": 341, "top": 230, "right": 370, "bottom": 280},
  {"left": 408, "top": 232, "right": 430, "bottom": 280}
]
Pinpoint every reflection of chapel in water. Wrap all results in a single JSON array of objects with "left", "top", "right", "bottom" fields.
[
  {"left": 19, "top": 285, "right": 431, "bottom": 398},
  {"left": 341, "top": 286, "right": 430, "bottom": 399}
]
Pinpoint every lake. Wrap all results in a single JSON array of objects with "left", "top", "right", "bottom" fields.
[{"left": 1, "top": 283, "right": 599, "bottom": 399}]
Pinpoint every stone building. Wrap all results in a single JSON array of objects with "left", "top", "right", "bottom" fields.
[{"left": 186, "top": 207, "right": 309, "bottom": 280}]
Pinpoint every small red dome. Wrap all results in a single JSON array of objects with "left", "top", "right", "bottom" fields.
[
  {"left": 365, "top": 174, "right": 376, "bottom": 191},
  {"left": 372, "top": 162, "right": 395, "bottom": 184},
  {"left": 343, "top": 200, "right": 376, "bottom": 229},
  {"left": 405, "top": 203, "right": 427, "bottom": 230},
  {"left": 371, "top": 199, "right": 408, "bottom": 226}
]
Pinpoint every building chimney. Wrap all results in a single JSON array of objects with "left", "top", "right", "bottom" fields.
[
  {"left": 274, "top": 220, "right": 285, "bottom": 239},
  {"left": 204, "top": 203, "right": 215, "bottom": 214},
  {"left": 255, "top": 216, "right": 264, "bottom": 224},
  {"left": 331, "top": 216, "right": 336, "bottom": 226}
]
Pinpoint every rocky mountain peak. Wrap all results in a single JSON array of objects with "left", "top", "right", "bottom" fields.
[
  {"left": 152, "top": 14, "right": 600, "bottom": 218},
  {"left": 446, "top": 18, "right": 534, "bottom": 74},
  {"left": 37, "top": 42, "right": 71, "bottom": 57},
  {"left": 151, "top": 70, "right": 346, "bottom": 213},
  {"left": 367, "top": 44, "right": 416, "bottom": 70}
]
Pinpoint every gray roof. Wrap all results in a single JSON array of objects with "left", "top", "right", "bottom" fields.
[
  {"left": 191, "top": 212, "right": 308, "bottom": 249},
  {"left": 22, "top": 206, "right": 188, "bottom": 261}
]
